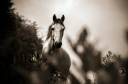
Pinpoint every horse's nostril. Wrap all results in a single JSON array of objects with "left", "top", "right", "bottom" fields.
[
  {"left": 59, "top": 42, "right": 62, "bottom": 46},
  {"left": 55, "top": 42, "right": 62, "bottom": 48}
]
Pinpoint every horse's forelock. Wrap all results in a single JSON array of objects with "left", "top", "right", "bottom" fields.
[{"left": 54, "top": 18, "right": 64, "bottom": 25}]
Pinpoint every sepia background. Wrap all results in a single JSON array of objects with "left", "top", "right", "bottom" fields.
[{"left": 13, "top": 0, "right": 128, "bottom": 57}]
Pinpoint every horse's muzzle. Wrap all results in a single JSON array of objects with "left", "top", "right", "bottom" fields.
[{"left": 55, "top": 42, "right": 62, "bottom": 48}]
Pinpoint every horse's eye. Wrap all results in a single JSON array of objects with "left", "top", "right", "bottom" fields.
[{"left": 62, "top": 28, "right": 65, "bottom": 31}]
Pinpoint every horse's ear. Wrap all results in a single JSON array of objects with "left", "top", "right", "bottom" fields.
[
  {"left": 53, "top": 14, "right": 57, "bottom": 22},
  {"left": 61, "top": 15, "right": 65, "bottom": 22}
]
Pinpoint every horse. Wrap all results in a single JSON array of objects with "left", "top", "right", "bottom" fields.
[{"left": 39, "top": 14, "right": 71, "bottom": 84}]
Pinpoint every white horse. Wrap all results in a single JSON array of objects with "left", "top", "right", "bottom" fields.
[{"left": 37, "top": 14, "right": 71, "bottom": 84}]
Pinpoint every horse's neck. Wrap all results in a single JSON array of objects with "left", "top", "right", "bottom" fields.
[
  {"left": 36, "top": 26, "right": 52, "bottom": 54},
  {"left": 43, "top": 37, "right": 53, "bottom": 54}
]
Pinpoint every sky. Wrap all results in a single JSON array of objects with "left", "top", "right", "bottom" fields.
[{"left": 12, "top": 0, "right": 128, "bottom": 57}]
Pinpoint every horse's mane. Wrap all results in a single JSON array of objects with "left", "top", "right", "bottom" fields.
[
  {"left": 36, "top": 25, "right": 49, "bottom": 42},
  {"left": 46, "top": 24, "right": 53, "bottom": 40}
]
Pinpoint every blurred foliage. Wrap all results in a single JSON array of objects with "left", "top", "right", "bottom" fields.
[{"left": 68, "top": 27, "right": 128, "bottom": 84}]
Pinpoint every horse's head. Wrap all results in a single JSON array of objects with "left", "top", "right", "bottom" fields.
[{"left": 47, "top": 14, "right": 65, "bottom": 48}]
